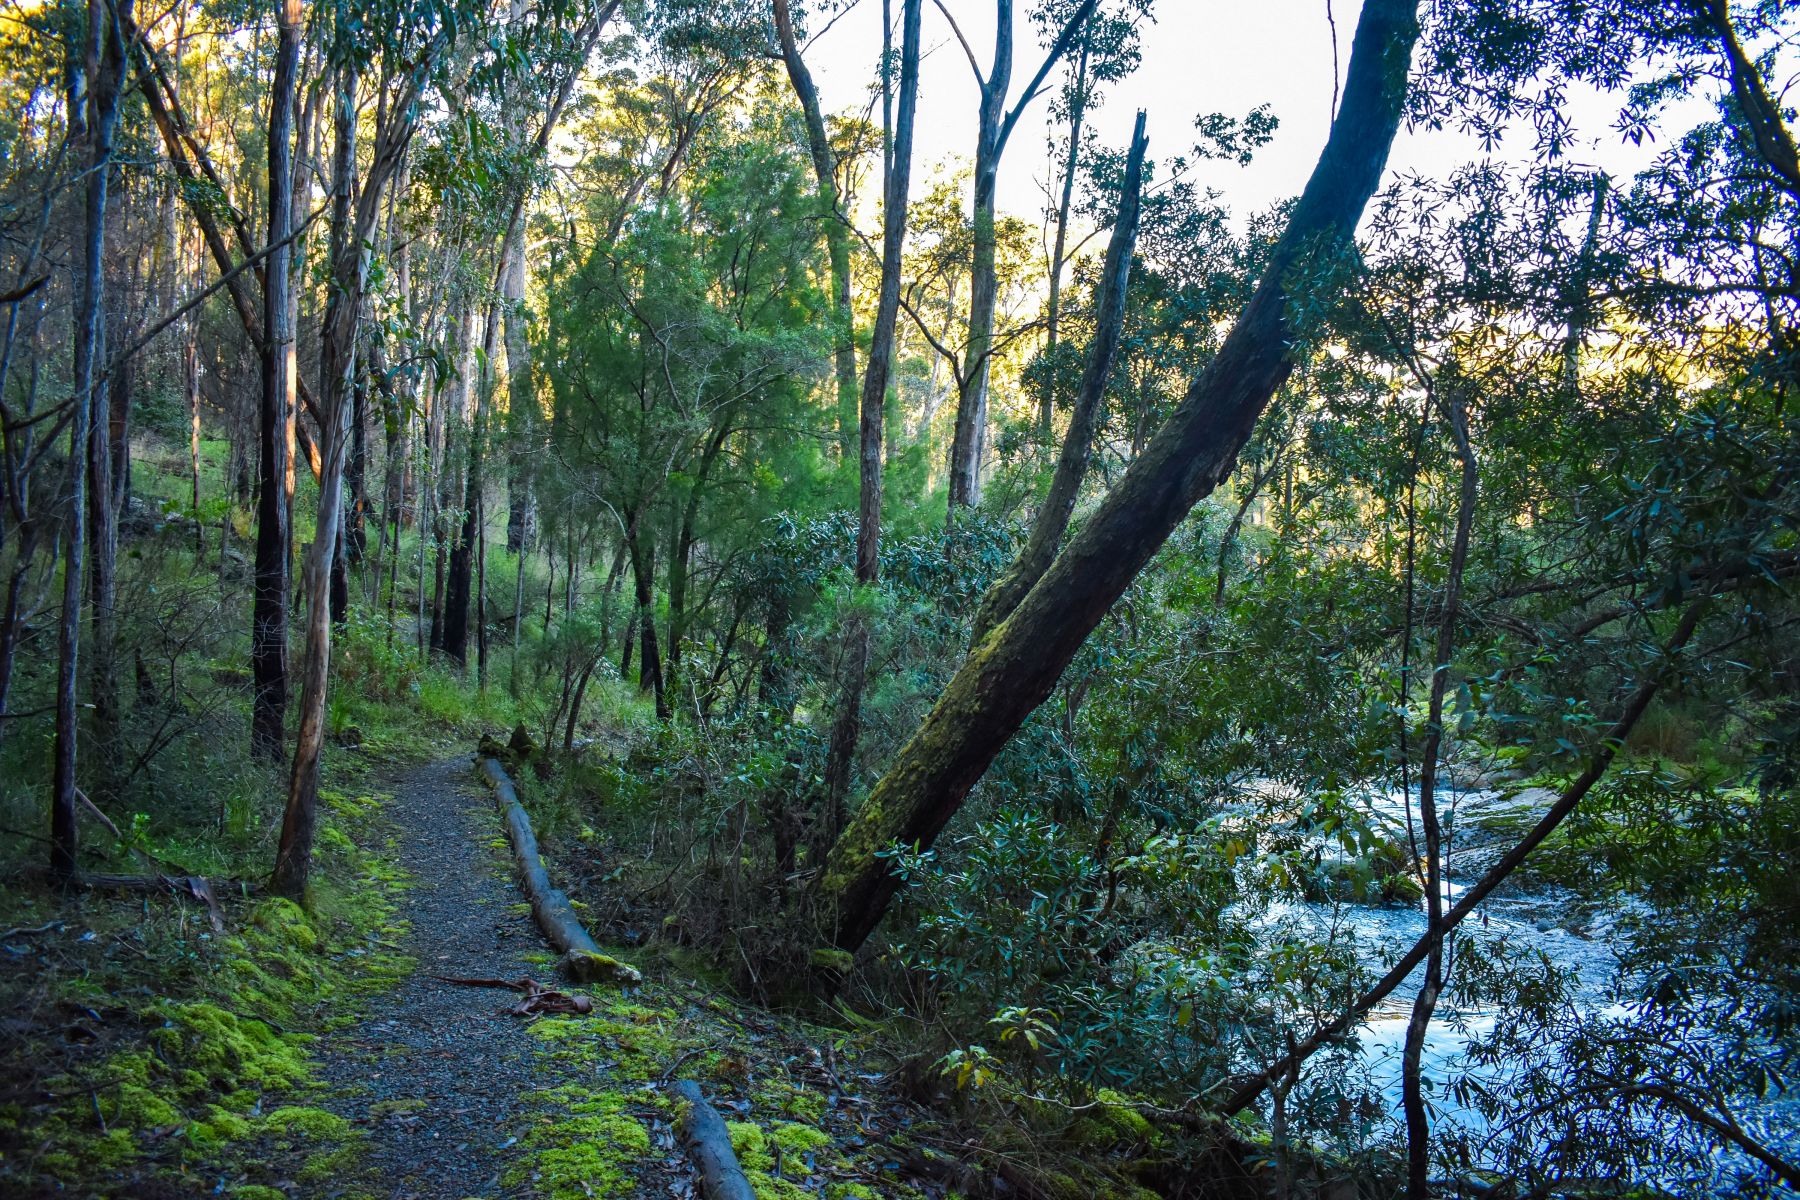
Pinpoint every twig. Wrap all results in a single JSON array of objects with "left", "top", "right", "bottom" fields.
[
  {"left": 658, "top": 1045, "right": 709, "bottom": 1084},
  {"left": 0, "top": 920, "right": 63, "bottom": 941}
]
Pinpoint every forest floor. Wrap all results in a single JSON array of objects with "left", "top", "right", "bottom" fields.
[
  {"left": 281, "top": 755, "right": 668, "bottom": 1198},
  {"left": 0, "top": 749, "right": 982, "bottom": 1200}
]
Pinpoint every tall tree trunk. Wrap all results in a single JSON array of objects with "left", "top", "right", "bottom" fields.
[
  {"left": 946, "top": 0, "right": 1097, "bottom": 520},
  {"left": 666, "top": 414, "right": 733, "bottom": 693},
  {"left": 626, "top": 517, "right": 667, "bottom": 719},
  {"left": 503, "top": 242, "right": 536, "bottom": 554},
  {"left": 1401, "top": 390, "right": 1478, "bottom": 1197},
  {"left": 252, "top": 0, "right": 300, "bottom": 759},
  {"left": 88, "top": 316, "right": 119, "bottom": 799},
  {"left": 971, "top": 112, "right": 1144, "bottom": 646},
  {"left": 53, "top": 0, "right": 129, "bottom": 879},
  {"left": 445, "top": 303, "right": 499, "bottom": 667},
  {"left": 1038, "top": 37, "right": 1091, "bottom": 444},
  {"left": 815, "top": 0, "right": 1420, "bottom": 952},
  {"left": 273, "top": 51, "right": 358, "bottom": 899},
  {"left": 273, "top": 30, "right": 432, "bottom": 898},
  {"left": 346, "top": 374, "right": 368, "bottom": 564},
  {"left": 819, "top": 0, "right": 922, "bottom": 851},
  {"left": 773, "top": 0, "right": 858, "bottom": 459}
]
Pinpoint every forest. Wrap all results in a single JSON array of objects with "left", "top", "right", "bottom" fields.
[{"left": 0, "top": 0, "right": 1796, "bottom": 1196}]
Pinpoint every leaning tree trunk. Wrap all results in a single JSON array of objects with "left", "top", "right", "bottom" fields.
[
  {"left": 815, "top": 0, "right": 1421, "bottom": 952},
  {"left": 971, "top": 111, "right": 1145, "bottom": 646},
  {"left": 52, "top": 0, "right": 129, "bottom": 879},
  {"left": 818, "top": 0, "right": 922, "bottom": 851}
]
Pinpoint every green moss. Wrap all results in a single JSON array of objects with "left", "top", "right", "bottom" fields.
[
  {"left": 148, "top": 1001, "right": 314, "bottom": 1091},
  {"left": 770, "top": 1120, "right": 833, "bottom": 1158},
  {"left": 506, "top": 1089, "right": 650, "bottom": 1199},
  {"left": 1070, "top": 1089, "right": 1156, "bottom": 1147},
  {"left": 2, "top": 791, "right": 409, "bottom": 1197},
  {"left": 809, "top": 948, "right": 854, "bottom": 974},
  {"left": 230, "top": 1187, "right": 291, "bottom": 1200},
  {"left": 265, "top": 1105, "right": 352, "bottom": 1142},
  {"left": 726, "top": 1121, "right": 825, "bottom": 1200},
  {"left": 100, "top": 1083, "right": 181, "bottom": 1129},
  {"left": 300, "top": 1142, "right": 363, "bottom": 1182},
  {"left": 186, "top": 1105, "right": 255, "bottom": 1152},
  {"left": 565, "top": 948, "right": 643, "bottom": 985}
]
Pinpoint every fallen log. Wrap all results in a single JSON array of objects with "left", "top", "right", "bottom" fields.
[
  {"left": 673, "top": 1080, "right": 758, "bottom": 1200},
  {"left": 474, "top": 753, "right": 641, "bottom": 987}
]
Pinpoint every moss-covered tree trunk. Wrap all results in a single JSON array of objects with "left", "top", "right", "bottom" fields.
[{"left": 815, "top": 0, "right": 1422, "bottom": 952}]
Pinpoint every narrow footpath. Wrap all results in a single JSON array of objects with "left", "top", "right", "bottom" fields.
[{"left": 299, "top": 757, "right": 683, "bottom": 1199}]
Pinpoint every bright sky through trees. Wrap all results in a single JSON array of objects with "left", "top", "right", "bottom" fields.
[{"left": 809, "top": 0, "right": 1713, "bottom": 228}]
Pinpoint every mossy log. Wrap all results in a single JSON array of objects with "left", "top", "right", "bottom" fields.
[
  {"left": 475, "top": 754, "right": 637, "bottom": 986},
  {"left": 672, "top": 1080, "right": 757, "bottom": 1200}
]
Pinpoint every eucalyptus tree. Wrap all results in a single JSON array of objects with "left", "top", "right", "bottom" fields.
[
  {"left": 818, "top": 0, "right": 923, "bottom": 855},
  {"left": 50, "top": 0, "right": 131, "bottom": 878},
  {"left": 815, "top": 0, "right": 1422, "bottom": 952},
  {"left": 771, "top": 0, "right": 859, "bottom": 458},
  {"left": 935, "top": 0, "right": 1100, "bottom": 518},
  {"left": 273, "top": 0, "right": 476, "bottom": 898}
]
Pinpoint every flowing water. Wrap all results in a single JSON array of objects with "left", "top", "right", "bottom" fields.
[{"left": 1245, "top": 774, "right": 1797, "bottom": 1187}]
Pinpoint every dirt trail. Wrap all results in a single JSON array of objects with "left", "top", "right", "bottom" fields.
[{"left": 303, "top": 756, "right": 662, "bottom": 1199}]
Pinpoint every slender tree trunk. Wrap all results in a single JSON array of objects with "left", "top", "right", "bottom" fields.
[
  {"left": 972, "top": 112, "right": 1144, "bottom": 645},
  {"left": 946, "top": 0, "right": 1097, "bottom": 519},
  {"left": 773, "top": 0, "right": 858, "bottom": 459},
  {"left": 273, "top": 52, "right": 358, "bottom": 899},
  {"left": 815, "top": 0, "right": 1420, "bottom": 951},
  {"left": 1039, "top": 37, "right": 1090, "bottom": 444},
  {"left": 445, "top": 303, "right": 498, "bottom": 667},
  {"left": 274, "top": 32, "right": 429, "bottom": 898},
  {"left": 1401, "top": 391, "right": 1478, "bottom": 1197},
  {"left": 187, "top": 329, "right": 201, "bottom": 546},
  {"left": 819, "top": 0, "right": 922, "bottom": 849},
  {"left": 666, "top": 416, "right": 733, "bottom": 691},
  {"left": 88, "top": 317, "right": 119, "bottom": 799},
  {"left": 252, "top": 0, "right": 300, "bottom": 759},
  {"left": 625, "top": 518, "right": 666, "bottom": 719},
  {"left": 53, "top": 0, "right": 129, "bottom": 878}
]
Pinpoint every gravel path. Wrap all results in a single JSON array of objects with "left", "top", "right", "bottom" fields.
[{"left": 311, "top": 756, "right": 572, "bottom": 1199}]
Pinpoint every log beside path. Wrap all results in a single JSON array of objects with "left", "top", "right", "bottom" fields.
[{"left": 473, "top": 751, "right": 641, "bottom": 987}]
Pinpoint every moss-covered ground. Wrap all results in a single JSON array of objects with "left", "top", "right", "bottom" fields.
[{"left": 0, "top": 756, "right": 412, "bottom": 1199}]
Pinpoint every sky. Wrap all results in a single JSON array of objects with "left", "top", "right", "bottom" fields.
[{"left": 800, "top": 0, "right": 1716, "bottom": 232}]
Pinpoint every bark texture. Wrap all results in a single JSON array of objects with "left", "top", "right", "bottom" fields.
[
  {"left": 970, "top": 110, "right": 1145, "bottom": 646},
  {"left": 252, "top": 0, "right": 300, "bottom": 758},
  {"left": 816, "top": 0, "right": 1422, "bottom": 951},
  {"left": 818, "top": 0, "right": 923, "bottom": 854}
]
